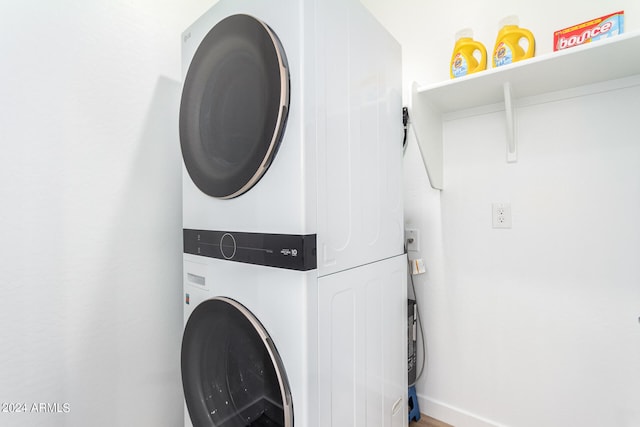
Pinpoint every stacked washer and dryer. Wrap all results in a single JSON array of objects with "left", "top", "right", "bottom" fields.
[{"left": 179, "top": 0, "right": 407, "bottom": 426}]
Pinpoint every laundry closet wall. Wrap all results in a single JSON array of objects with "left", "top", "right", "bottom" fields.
[
  {"left": 0, "top": 1, "right": 214, "bottom": 426},
  {"left": 361, "top": 0, "right": 640, "bottom": 426}
]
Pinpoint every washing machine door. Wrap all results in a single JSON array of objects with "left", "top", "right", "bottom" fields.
[
  {"left": 180, "top": 14, "right": 290, "bottom": 199},
  {"left": 182, "top": 297, "right": 293, "bottom": 427}
]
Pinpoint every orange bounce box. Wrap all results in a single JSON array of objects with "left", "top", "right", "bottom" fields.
[{"left": 554, "top": 11, "right": 624, "bottom": 51}]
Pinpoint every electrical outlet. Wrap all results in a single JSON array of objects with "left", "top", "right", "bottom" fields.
[
  {"left": 492, "top": 203, "right": 512, "bottom": 229},
  {"left": 405, "top": 229, "right": 419, "bottom": 251}
]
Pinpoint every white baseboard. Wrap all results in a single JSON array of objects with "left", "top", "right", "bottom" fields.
[{"left": 417, "top": 393, "right": 509, "bottom": 427}]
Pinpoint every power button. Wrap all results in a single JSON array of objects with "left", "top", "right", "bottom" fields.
[{"left": 220, "top": 233, "right": 237, "bottom": 259}]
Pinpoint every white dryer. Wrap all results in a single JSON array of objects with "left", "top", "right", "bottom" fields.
[
  {"left": 179, "top": 0, "right": 404, "bottom": 277},
  {"left": 182, "top": 254, "right": 407, "bottom": 427}
]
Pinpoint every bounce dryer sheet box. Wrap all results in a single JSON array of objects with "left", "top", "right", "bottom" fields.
[{"left": 554, "top": 11, "right": 624, "bottom": 51}]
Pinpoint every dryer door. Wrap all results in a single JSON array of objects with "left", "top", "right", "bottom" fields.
[
  {"left": 182, "top": 297, "right": 293, "bottom": 427},
  {"left": 180, "top": 14, "right": 290, "bottom": 199}
]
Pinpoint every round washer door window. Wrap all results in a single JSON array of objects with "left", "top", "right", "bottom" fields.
[
  {"left": 179, "top": 14, "right": 290, "bottom": 199},
  {"left": 182, "top": 297, "right": 293, "bottom": 427}
]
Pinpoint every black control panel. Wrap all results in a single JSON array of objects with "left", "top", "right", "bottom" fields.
[{"left": 183, "top": 229, "right": 317, "bottom": 271}]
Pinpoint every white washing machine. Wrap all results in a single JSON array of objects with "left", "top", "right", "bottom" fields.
[
  {"left": 182, "top": 254, "right": 407, "bottom": 427},
  {"left": 179, "top": 0, "right": 407, "bottom": 426},
  {"left": 180, "top": 0, "right": 404, "bottom": 277}
]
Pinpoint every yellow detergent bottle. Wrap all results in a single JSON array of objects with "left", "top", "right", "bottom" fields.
[
  {"left": 493, "top": 16, "right": 535, "bottom": 67},
  {"left": 450, "top": 29, "right": 487, "bottom": 79}
]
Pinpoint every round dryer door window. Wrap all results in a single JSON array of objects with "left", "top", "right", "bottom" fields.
[
  {"left": 180, "top": 14, "right": 290, "bottom": 199},
  {"left": 182, "top": 297, "right": 293, "bottom": 427}
]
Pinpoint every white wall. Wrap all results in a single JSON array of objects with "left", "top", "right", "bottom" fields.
[
  {"left": 0, "top": 1, "right": 213, "bottom": 426},
  {"left": 361, "top": 1, "right": 640, "bottom": 426}
]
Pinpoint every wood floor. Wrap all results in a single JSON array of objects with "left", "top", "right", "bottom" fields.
[{"left": 410, "top": 414, "right": 454, "bottom": 427}]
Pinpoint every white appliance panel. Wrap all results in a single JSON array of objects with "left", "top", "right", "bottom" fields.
[
  {"left": 318, "top": 255, "right": 408, "bottom": 427},
  {"left": 316, "top": 0, "right": 404, "bottom": 275}
]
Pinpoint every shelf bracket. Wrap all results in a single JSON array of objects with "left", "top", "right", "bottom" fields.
[
  {"left": 411, "top": 82, "right": 443, "bottom": 190},
  {"left": 503, "top": 82, "right": 517, "bottom": 163}
]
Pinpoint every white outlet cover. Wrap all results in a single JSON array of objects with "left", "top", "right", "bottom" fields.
[
  {"left": 405, "top": 228, "right": 419, "bottom": 251},
  {"left": 492, "top": 203, "right": 512, "bottom": 228}
]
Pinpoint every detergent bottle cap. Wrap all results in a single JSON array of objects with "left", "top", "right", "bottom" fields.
[
  {"left": 455, "top": 28, "right": 474, "bottom": 41},
  {"left": 499, "top": 15, "right": 520, "bottom": 27}
]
